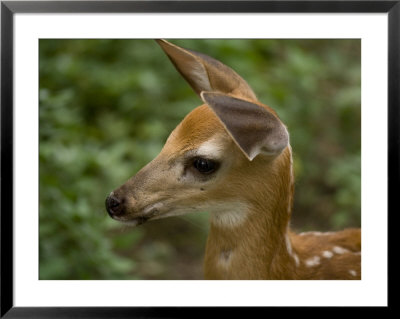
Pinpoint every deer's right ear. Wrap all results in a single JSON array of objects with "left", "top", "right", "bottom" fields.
[
  {"left": 156, "top": 39, "right": 257, "bottom": 101},
  {"left": 201, "top": 92, "right": 289, "bottom": 161}
]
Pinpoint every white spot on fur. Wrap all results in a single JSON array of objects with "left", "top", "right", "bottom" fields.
[
  {"left": 218, "top": 249, "right": 233, "bottom": 268},
  {"left": 299, "top": 231, "right": 322, "bottom": 236},
  {"left": 209, "top": 202, "right": 249, "bottom": 228},
  {"left": 349, "top": 270, "right": 357, "bottom": 277},
  {"left": 293, "top": 253, "right": 300, "bottom": 267},
  {"left": 299, "top": 231, "right": 333, "bottom": 236},
  {"left": 332, "top": 246, "right": 350, "bottom": 254},
  {"left": 285, "top": 226, "right": 299, "bottom": 266},
  {"left": 322, "top": 250, "right": 334, "bottom": 259},
  {"left": 196, "top": 136, "right": 225, "bottom": 159},
  {"left": 305, "top": 256, "right": 320, "bottom": 267},
  {"left": 285, "top": 233, "right": 293, "bottom": 255}
]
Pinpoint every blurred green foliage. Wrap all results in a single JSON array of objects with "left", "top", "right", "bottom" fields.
[{"left": 39, "top": 39, "right": 360, "bottom": 280}]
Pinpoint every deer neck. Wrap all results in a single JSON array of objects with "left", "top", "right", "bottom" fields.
[{"left": 203, "top": 147, "right": 298, "bottom": 280}]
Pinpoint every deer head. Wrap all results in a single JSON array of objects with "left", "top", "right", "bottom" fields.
[{"left": 105, "top": 40, "right": 289, "bottom": 227}]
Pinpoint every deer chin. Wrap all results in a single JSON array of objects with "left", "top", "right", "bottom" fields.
[
  {"left": 113, "top": 215, "right": 152, "bottom": 227},
  {"left": 112, "top": 201, "right": 197, "bottom": 226}
]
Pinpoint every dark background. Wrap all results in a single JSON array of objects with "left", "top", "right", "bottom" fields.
[{"left": 39, "top": 39, "right": 361, "bottom": 280}]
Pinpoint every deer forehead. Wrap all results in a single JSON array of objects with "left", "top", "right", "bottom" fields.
[{"left": 162, "top": 104, "right": 230, "bottom": 155}]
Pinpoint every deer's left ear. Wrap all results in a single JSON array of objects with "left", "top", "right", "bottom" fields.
[
  {"left": 156, "top": 39, "right": 257, "bottom": 101},
  {"left": 201, "top": 92, "right": 289, "bottom": 161}
]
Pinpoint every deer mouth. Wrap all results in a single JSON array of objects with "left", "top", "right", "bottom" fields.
[
  {"left": 133, "top": 207, "right": 161, "bottom": 225},
  {"left": 129, "top": 215, "right": 151, "bottom": 226},
  {"left": 115, "top": 206, "right": 161, "bottom": 226}
]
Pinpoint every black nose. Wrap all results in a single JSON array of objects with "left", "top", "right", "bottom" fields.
[{"left": 106, "top": 194, "right": 122, "bottom": 217}]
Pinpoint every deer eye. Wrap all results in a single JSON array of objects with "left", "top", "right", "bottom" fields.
[{"left": 193, "top": 157, "right": 219, "bottom": 174}]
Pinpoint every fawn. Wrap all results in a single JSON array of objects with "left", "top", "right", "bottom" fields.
[{"left": 106, "top": 40, "right": 361, "bottom": 280}]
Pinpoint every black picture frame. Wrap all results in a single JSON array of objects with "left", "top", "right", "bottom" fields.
[{"left": 1, "top": 1, "right": 396, "bottom": 317}]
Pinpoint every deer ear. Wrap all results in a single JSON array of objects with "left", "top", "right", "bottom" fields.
[
  {"left": 201, "top": 92, "right": 289, "bottom": 161},
  {"left": 156, "top": 39, "right": 257, "bottom": 101}
]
